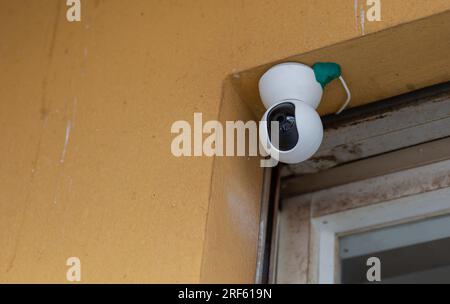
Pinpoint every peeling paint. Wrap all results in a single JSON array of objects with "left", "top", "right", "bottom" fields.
[
  {"left": 360, "top": 5, "right": 365, "bottom": 36},
  {"left": 60, "top": 120, "right": 72, "bottom": 164},
  {"left": 55, "top": 97, "right": 77, "bottom": 205},
  {"left": 60, "top": 97, "right": 77, "bottom": 164},
  {"left": 311, "top": 160, "right": 450, "bottom": 217}
]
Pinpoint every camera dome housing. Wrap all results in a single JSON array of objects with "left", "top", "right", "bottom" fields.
[
  {"left": 259, "top": 62, "right": 323, "bottom": 110},
  {"left": 260, "top": 100, "right": 323, "bottom": 164},
  {"left": 259, "top": 62, "right": 325, "bottom": 164}
]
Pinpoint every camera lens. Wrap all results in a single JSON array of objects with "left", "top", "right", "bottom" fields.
[
  {"left": 272, "top": 113, "right": 295, "bottom": 132},
  {"left": 280, "top": 115, "right": 295, "bottom": 132},
  {"left": 266, "top": 102, "right": 299, "bottom": 151}
]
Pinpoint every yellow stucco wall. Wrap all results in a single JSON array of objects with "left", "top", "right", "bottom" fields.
[{"left": 1, "top": 0, "right": 449, "bottom": 283}]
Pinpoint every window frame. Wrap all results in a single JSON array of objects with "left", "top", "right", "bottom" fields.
[
  {"left": 313, "top": 184, "right": 450, "bottom": 284},
  {"left": 258, "top": 84, "right": 450, "bottom": 284}
]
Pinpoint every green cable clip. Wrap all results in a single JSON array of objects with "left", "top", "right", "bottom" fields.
[
  {"left": 312, "top": 62, "right": 342, "bottom": 89},
  {"left": 312, "top": 62, "right": 351, "bottom": 114}
]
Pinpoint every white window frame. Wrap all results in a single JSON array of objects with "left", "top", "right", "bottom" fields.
[
  {"left": 275, "top": 155, "right": 450, "bottom": 284},
  {"left": 313, "top": 186, "right": 450, "bottom": 284}
]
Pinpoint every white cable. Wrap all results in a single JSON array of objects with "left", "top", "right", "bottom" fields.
[{"left": 336, "top": 76, "right": 351, "bottom": 114}]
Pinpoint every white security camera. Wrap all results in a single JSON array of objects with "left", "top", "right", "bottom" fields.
[{"left": 259, "top": 62, "right": 351, "bottom": 164}]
